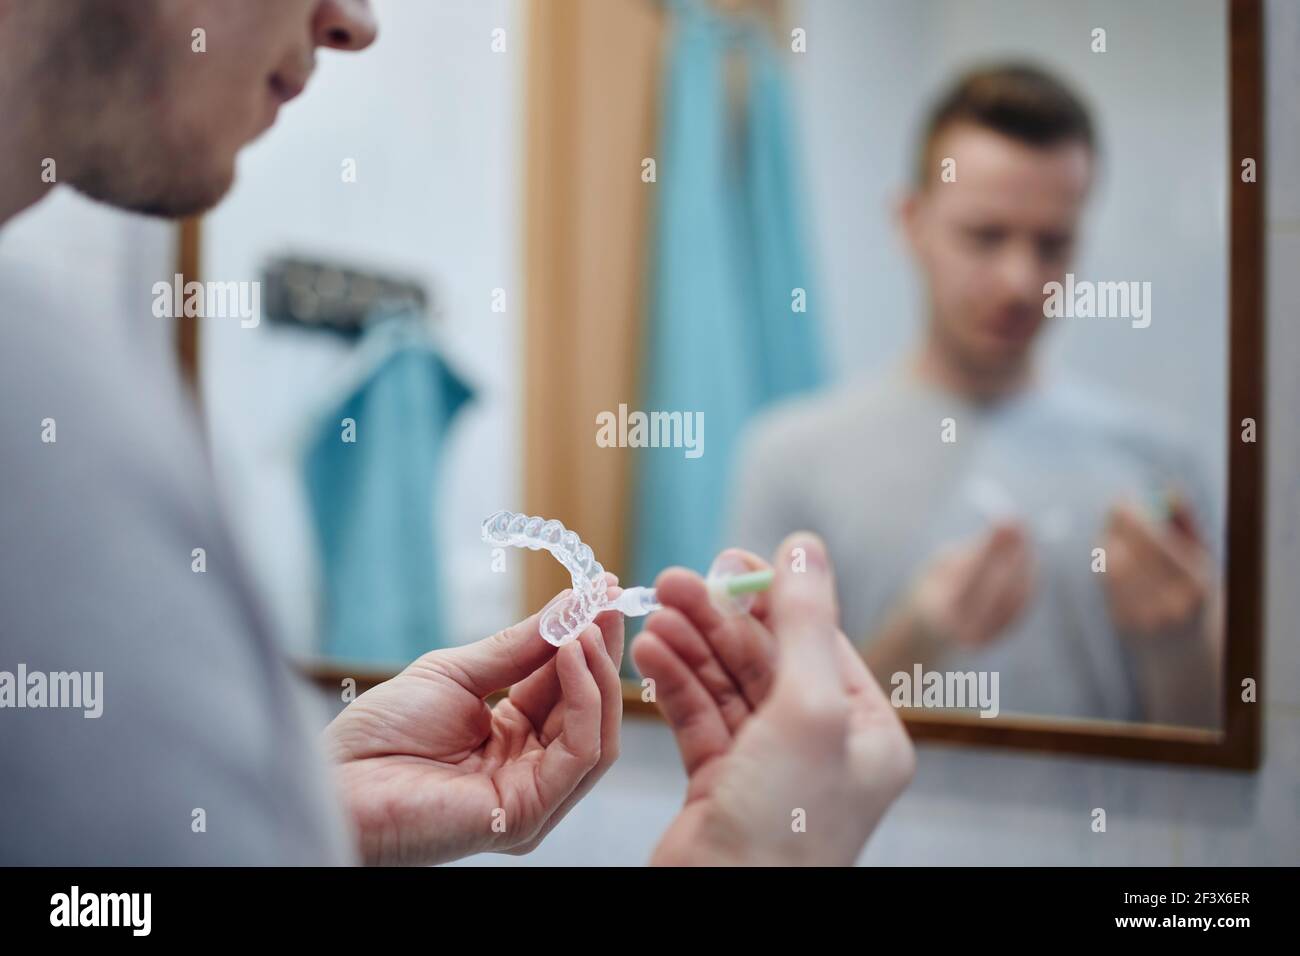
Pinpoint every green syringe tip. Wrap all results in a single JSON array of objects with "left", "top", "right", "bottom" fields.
[{"left": 721, "top": 568, "right": 775, "bottom": 596}]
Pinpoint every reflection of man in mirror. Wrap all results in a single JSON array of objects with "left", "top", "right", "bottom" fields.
[{"left": 731, "top": 64, "right": 1221, "bottom": 727}]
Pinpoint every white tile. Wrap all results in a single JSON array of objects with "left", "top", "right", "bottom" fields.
[
  {"left": 447, "top": 717, "right": 684, "bottom": 867},
  {"left": 1175, "top": 709, "right": 1300, "bottom": 864},
  {"left": 434, "top": 708, "right": 1300, "bottom": 865},
  {"left": 861, "top": 742, "right": 1180, "bottom": 865},
  {"left": 1266, "top": 0, "right": 1300, "bottom": 224},
  {"left": 1266, "top": 231, "right": 1300, "bottom": 706}
]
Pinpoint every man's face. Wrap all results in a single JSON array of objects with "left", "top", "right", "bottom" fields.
[
  {"left": 42, "top": 0, "right": 376, "bottom": 217},
  {"left": 902, "top": 123, "right": 1093, "bottom": 380}
]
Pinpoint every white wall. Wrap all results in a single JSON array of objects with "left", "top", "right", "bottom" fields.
[
  {"left": 448, "top": 0, "right": 1297, "bottom": 867},
  {"left": 200, "top": 0, "right": 526, "bottom": 658}
]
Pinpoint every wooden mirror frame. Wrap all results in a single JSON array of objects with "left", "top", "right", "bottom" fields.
[{"left": 182, "top": 0, "right": 1263, "bottom": 771}]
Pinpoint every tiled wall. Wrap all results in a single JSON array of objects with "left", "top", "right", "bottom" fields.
[{"left": 453, "top": 0, "right": 1299, "bottom": 867}]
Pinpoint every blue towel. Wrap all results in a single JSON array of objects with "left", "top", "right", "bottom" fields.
[
  {"left": 303, "top": 316, "right": 472, "bottom": 667},
  {"left": 631, "top": 2, "right": 824, "bottom": 584}
]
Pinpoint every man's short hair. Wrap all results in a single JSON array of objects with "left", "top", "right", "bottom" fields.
[{"left": 914, "top": 63, "right": 1097, "bottom": 187}]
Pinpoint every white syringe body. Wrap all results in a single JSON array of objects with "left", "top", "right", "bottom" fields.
[{"left": 606, "top": 586, "right": 662, "bottom": 617}]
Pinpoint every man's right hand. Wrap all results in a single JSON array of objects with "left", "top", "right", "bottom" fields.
[
  {"left": 324, "top": 580, "right": 624, "bottom": 866},
  {"left": 906, "top": 521, "right": 1036, "bottom": 651},
  {"left": 633, "top": 534, "right": 915, "bottom": 866}
]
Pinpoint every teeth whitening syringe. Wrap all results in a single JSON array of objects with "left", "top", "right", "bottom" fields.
[
  {"left": 482, "top": 509, "right": 774, "bottom": 647},
  {"left": 603, "top": 568, "right": 775, "bottom": 617}
]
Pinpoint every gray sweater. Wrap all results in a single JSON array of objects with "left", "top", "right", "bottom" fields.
[
  {"left": 0, "top": 257, "right": 354, "bottom": 865},
  {"left": 728, "top": 368, "right": 1219, "bottom": 724}
]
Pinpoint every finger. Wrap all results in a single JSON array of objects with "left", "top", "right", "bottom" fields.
[
  {"left": 1109, "top": 514, "right": 1207, "bottom": 632},
  {"left": 1101, "top": 534, "right": 1145, "bottom": 627},
  {"left": 770, "top": 532, "right": 840, "bottom": 635},
  {"left": 697, "top": 548, "right": 779, "bottom": 706},
  {"left": 1107, "top": 505, "right": 1167, "bottom": 586},
  {"left": 708, "top": 547, "right": 775, "bottom": 623},
  {"left": 964, "top": 535, "right": 1033, "bottom": 646},
  {"left": 441, "top": 609, "right": 555, "bottom": 699},
  {"left": 707, "top": 613, "right": 778, "bottom": 710},
  {"left": 508, "top": 573, "right": 620, "bottom": 728},
  {"left": 655, "top": 561, "right": 774, "bottom": 717},
  {"left": 594, "top": 586, "right": 626, "bottom": 671},
  {"left": 1159, "top": 489, "right": 1196, "bottom": 541},
  {"left": 1113, "top": 503, "right": 1203, "bottom": 581},
  {"left": 631, "top": 628, "right": 732, "bottom": 776},
  {"left": 643, "top": 605, "right": 752, "bottom": 732},
  {"left": 581, "top": 624, "right": 624, "bottom": 770},
  {"left": 653, "top": 566, "right": 724, "bottom": 635},
  {"left": 655, "top": 550, "right": 778, "bottom": 708},
  {"left": 507, "top": 657, "right": 558, "bottom": 733},
  {"left": 516, "top": 625, "right": 624, "bottom": 851},
  {"left": 532, "top": 641, "right": 602, "bottom": 812},
  {"left": 983, "top": 554, "right": 1035, "bottom": 643},
  {"left": 955, "top": 522, "right": 1027, "bottom": 612},
  {"left": 1000, "top": 548, "right": 1037, "bottom": 629},
  {"left": 768, "top": 532, "right": 844, "bottom": 696}
]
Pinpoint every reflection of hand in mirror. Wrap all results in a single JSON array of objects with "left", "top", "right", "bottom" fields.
[
  {"left": 863, "top": 522, "right": 1035, "bottom": 683},
  {"left": 1099, "top": 494, "right": 1222, "bottom": 728},
  {"left": 322, "top": 575, "right": 624, "bottom": 865},
  {"left": 912, "top": 521, "right": 1037, "bottom": 649},
  {"left": 1102, "top": 495, "right": 1212, "bottom": 639},
  {"left": 633, "top": 535, "right": 915, "bottom": 866}
]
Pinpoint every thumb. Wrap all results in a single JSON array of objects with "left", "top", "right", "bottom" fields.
[
  {"left": 769, "top": 533, "right": 843, "bottom": 695},
  {"left": 1167, "top": 492, "right": 1201, "bottom": 542},
  {"left": 439, "top": 602, "right": 557, "bottom": 698}
]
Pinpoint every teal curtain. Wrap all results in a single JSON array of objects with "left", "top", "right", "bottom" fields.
[{"left": 631, "top": 1, "right": 824, "bottom": 585}]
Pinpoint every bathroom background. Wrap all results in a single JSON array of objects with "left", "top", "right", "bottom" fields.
[{"left": 0, "top": 0, "right": 1293, "bottom": 864}]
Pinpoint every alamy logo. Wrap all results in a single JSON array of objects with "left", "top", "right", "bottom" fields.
[
  {"left": 595, "top": 403, "right": 704, "bottom": 459},
  {"left": 152, "top": 274, "right": 261, "bottom": 328},
  {"left": 890, "top": 665, "right": 1000, "bottom": 718},
  {"left": 1043, "top": 273, "right": 1151, "bottom": 328},
  {"left": 0, "top": 664, "right": 102, "bottom": 718},
  {"left": 50, "top": 886, "right": 150, "bottom": 936}
]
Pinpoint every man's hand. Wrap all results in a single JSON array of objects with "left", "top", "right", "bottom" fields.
[
  {"left": 863, "top": 521, "right": 1034, "bottom": 680},
  {"left": 909, "top": 521, "right": 1035, "bottom": 650},
  {"left": 323, "top": 576, "right": 624, "bottom": 866},
  {"left": 633, "top": 535, "right": 915, "bottom": 866},
  {"left": 1100, "top": 496, "right": 1222, "bottom": 727},
  {"left": 1101, "top": 497, "right": 1211, "bottom": 639}
]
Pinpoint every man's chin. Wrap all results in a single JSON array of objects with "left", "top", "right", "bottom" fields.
[
  {"left": 959, "top": 337, "right": 1035, "bottom": 386},
  {"left": 70, "top": 167, "right": 234, "bottom": 220}
]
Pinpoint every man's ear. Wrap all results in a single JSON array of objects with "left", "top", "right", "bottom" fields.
[{"left": 895, "top": 189, "right": 926, "bottom": 260}]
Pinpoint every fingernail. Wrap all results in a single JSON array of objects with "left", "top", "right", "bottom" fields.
[
  {"left": 787, "top": 534, "right": 827, "bottom": 573},
  {"left": 707, "top": 550, "right": 752, "bottom": 583}
]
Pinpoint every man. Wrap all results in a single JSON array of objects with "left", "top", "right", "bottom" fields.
[
  {"left": 731, "top": 65, "right": 1221, "bottom": 728},
  {"left": 0, "top": 0, "right": 912, "bottom": 865}
]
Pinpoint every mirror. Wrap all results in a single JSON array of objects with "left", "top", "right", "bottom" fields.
[
  {"left": 188, "top": 0, "right": 1262, "bottom": 768},
  {"left": 523, "top": 0, "right": 1263, "bottom": 768},
  {"left": 725, "top": 0, "right": 1246, "bottom": 739}
]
